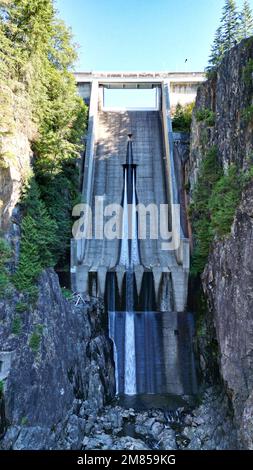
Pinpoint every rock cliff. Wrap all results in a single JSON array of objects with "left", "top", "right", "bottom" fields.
[
  {"left": 202, "top": 182, "right": 253, "bottom": 449},
  {"left": 0, "top": 84, "right": 34, "bottom": 234},
  {"left": 0, "top": 269, "right": 115, "bottom": 448},
  {"left": 188, "top": 39, "right": 253, "bottom": 449}
]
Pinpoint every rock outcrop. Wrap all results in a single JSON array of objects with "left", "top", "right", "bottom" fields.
[
  {"left": 0, "top": 269, "right": 115, "bottom": 448},
  {"left": 189, "top": 38, "right": 253, "bottom": 184},
  {"left": 187, "top": 39, "right": 253, "bottom": 449},
  {"left": 0, "top": 386, "right": 236, "bottom": 450},
  {"left": 203, "top": 183, "right": 253, "bottom": 448},
  {"left": 0, "top": 84, "right": 34, "bottom": 234}
]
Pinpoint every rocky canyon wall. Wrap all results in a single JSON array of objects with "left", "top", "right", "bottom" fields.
[
  {"left": 188, "top": 38, "right": 253, "bottom": 449},
  {"left": 0, "top": 84, "right": 34, "bottom": 234},
  {"left": 0, "top": 269, "right": 115, "bottom": 449}
]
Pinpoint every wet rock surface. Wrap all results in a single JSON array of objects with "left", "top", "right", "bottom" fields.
[{"left": 1, "top": 386, "right": 237, "bottom": 450}]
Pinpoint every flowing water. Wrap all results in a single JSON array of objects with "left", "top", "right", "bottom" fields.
[{"left": 122, "top": 164, "right": 139, "bottom": 395}]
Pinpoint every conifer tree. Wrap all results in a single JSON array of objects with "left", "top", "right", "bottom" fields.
[
  {"left": 207, "top": 0, "right": 242, "bottom": 74},
  {"left": 13, "top": 215, "right": 42, "bottom": 292},
  {"left": 0, "top": 238, "right": 12, "bottom": 296},
  {"left": 207, "top": 26, "right": 225, "bottom": 71},
  {"left": 221, "top": 0, "right": 240, "bottom": 50},
  {"left": 0, "top": 2, "right": 13, "bottom": 79},
  {"left": 239, "top": 0, "right": 253, "bottom": 39},
  {"left": 14, "top": 179, "right": 59, "bottom": 292},
  {"left": 0, "top": 1, "right": 88, "bottom": 292}
]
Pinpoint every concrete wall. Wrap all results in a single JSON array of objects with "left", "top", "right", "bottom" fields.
[
  {"left": 170, "top": 82, "right": 200, "bottom": 110},
  {"left": 72, "top": 72, "right": 195, "bottom": 311},
  {"left": 75, "top": 71, "right": 205, "bottom": 111}
]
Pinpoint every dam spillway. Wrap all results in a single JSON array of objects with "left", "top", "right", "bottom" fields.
[{"left": 71, "top": 75, "right": 197, "bottom": 398}]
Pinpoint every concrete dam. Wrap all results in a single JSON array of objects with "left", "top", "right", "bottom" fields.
[{"left": 71, "top": 72, "right": 204, "bottom": 398}]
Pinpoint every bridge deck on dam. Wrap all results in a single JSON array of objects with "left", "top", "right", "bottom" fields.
[{"left": 84, "top": 109, "right": 178, "bottom": 270}]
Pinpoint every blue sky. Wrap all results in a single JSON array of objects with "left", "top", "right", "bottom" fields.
[{"left": 55, "top": 0, "right": 252, "bottom": 72}]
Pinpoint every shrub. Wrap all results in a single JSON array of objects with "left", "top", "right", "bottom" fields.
[
  {"left": 0, "top": 238, "right": 11, "bottom": 297},
  {"left": 61, "top": 287, "right": 73, "bottom": 300},
  {"left": 242, "top": 105, "right": 253, "bottom": 124},
  {"left": 195, "top": 108, "right": 216, "bottom": 126},
  {"left": 13, "top": 179, "right": 58, "bottom": 294},
  {"left": 191, "top": 218, "right": 213, "bottom": 276},
  {"left": 172, "top": 103, "right": 194, "bottom": 132},
  {"left": 21, "top": 417, "right": 28, "bottom": 426},
  {"left": 0, "top": 272, "right": 9, "bottom": 297},
  {"left": 38, "top": 160, "right": 81, "bottom": 267},
  {"left": 29, "top": 332, "right": 41, "bottom": 352},
  {"left": 12, "top": 315, "right": 22, "bottom": 335},
  {"left": 0, "top": 380, "right": 4, "bottom": 398},
  {"left": 29, "top": 325, "right": 43, "bottom": 353},
  {"left": 0, "top": 238, "right": 11, "bottom": 265},
  {"left": 15, "top": 301, "right": 29, "bottom": 313},
  {"left": 206, "top": 69, "right": 218, "bottom": 81},
  {"left": 191, "top": 148, "right": 243, "bottom": 275},
  {"left": 243, "top": 58, "right": 253, "bottom": 88},
  {"left": 209, "top": 165, "right": 243, "bottom": 237},
  {"left": 36, "top": 324, "right": 44, "bottom": 335},
  {"left": 190, "top": 146, "right": 222, "bottom": 276}
]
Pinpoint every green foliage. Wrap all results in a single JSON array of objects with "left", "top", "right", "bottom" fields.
[
  {"left": 195, "top": 289, "right": 208, "bottom": 338},
  {"left": 190, "top": 147, "right": 222, "bottom": 276},
  {"left": 241, "top": 105, "right": 253, "bottom": 123},
  {"left": 61, "top": 287, "right": 73, "bottom": 300},
  {"left": 243, "top": 58, "right": 253, "bottom": 87},
  {"left": 15, "top": 301, "right": 29, "bottom": 313},
  {"left": 240, "top": 0, "right": 253, "bottom": 39},
  {"left": 36, "top": 324, "right": 44, "bottom": 335},
  {"left": 37, "top": 161, "right": 81, "bottom": 266},
  {"left": 0, "top": 238, "right": 11, "bottom": 296},
  {"left": 195, "top": 108, "right": 216, "bottom": 126},
  {"left": 13, "top": 179, "right": 58, "bottom": 294},
  {"left": 21, "top": 180, "right": 59, "bottom": 266},
  {"left": 0, "top": 269, "right": 10, "bottom": 296},
  {"left": 20, "top": 416, "right": 28, "bottom": 426},
  {"left": 209, "top": 165, "right": 243, "bottom": 237},
  {"left": 244, "top": 161, "right": 253, "bottom": 182},
  {"left": 221, "top": 0, "right": 240, "bottom": 50},
  {"left": 191, "top": 148, "right": 243, "bottom": 275},
  {"left": 199, "top": 128, "right": 209, "bottom": 148},
  {"left": 12, "top": 315, "right": 22, "bottom": 335},
  {"left": 0, "top": 237, "right": 11, "bottom": 266},
  {"left": 0, "top": 1, "right": 88, "bottom": 292},
  {"left": 206, "top": 26, "right": 226, "bottom": 75},
  {"left": 0, "top": 380, "right": 3, "bottom": 398},
  {"left": 172, "top": 103, "right": 194, "bottom": 132},
  {"left": 29, "top": 327, "right": 42, "bottom": 353},
  {"left": 207, "top": 0, "right": 253, "bottom": 73}
]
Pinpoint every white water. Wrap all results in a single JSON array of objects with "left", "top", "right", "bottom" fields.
[
  {"left": 124, "top": 310, "right": 137, "bottom": 395},
  {"left": 119, "top": 164, "right": 138, "bottom": 395}
]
